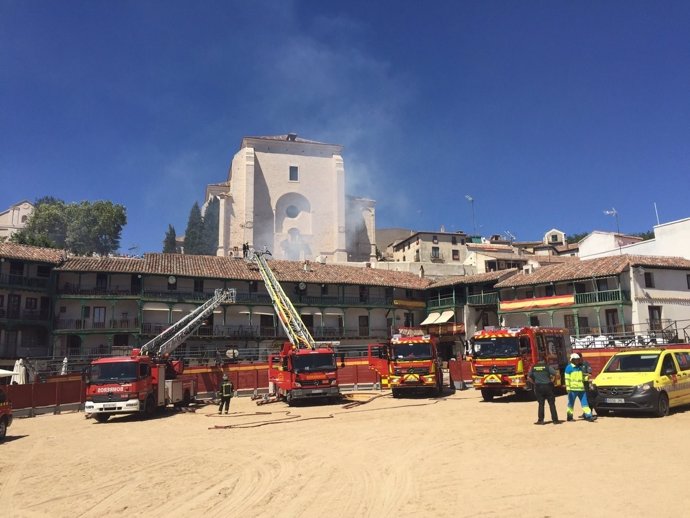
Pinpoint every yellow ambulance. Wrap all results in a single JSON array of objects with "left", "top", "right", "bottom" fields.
[{"left": 592, "top": 348, "right": 690, "bottom": 417}]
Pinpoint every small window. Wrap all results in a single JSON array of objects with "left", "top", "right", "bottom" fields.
[
  {"left": 644, "top": 272, "right": 654, "bottom": 288},
  {"left": 320, "top": 284, "right": 328, "bottom": 296},
  {"left": 249, "top": 281, "right": 258, "bottom": 293},
  {"left": 526, "top": 290, "right": 534, "bottom": 298},
  {"left": 286, "top": 205, "right": 299, "bottom": 218},
  {"left": 674, "top": 352, "right": 690, "bottom": 372},
  {"left": 432, "top": 235, "right": 438, "bottom": 244},
  {"left": 686, "top": 274, "right": 690, "bottom": 290},
  {"left": 25, "top": 297, "right": 38, "bottom": 310},
  {"left": 36, "top": 265, "right": 51, "bottom": 277},
  {"left": 431, "top": 247, "right": 440, "bottom": 259},
  {"left": 289, "top": 165, "right": 299, "bottom": 182},
  {"left": 545, "top": 285, "right": 555, "bottom": 297},
  {"left": 451, "top": 236, "right": 457, "bottom": 245},
  {"left": 530, "top": 315, "right": 540, "bottom": 326},
  {"left": 452, "top": 249, "right": 459, "bottom": 261},
  {"left": 661, "top": 354, "right": 676, "bottom": 375},
  {"left": 596, "top": 278, "right": 608, "bottom": 291},
  {"left": 194, "top": 279, "right": 204, "bottom": 293},
  {"left": 551, "top": 234, "right": 558, "bottom": 242},
  {"left": 405, "top": 289, "right": 413, "bottom": 298},
  {"left": 82, "top": 306, "right": 91, "bottom": 319},
  {"left": 359, "top": 286, "right": 369, "bottom": 303}
]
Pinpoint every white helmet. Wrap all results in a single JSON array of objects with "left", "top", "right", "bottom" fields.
[{"left": 570, "top": 353, "right": 581, "bottom": 360}]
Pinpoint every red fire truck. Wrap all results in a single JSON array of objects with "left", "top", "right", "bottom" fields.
[
  {"left": 268, "top": 342, "right": 341, "bottom": 405},
  {"left": 249, "top": 249, "right": 342, "bottom": 406},
  {"left": 470, "top": 327, "right": 571, "bottom": 401},
  {"left": 85, "top": 288, "right": 235, "bottom": 422},
  {"left": 368, "top": 328, "right": 443, "bottom": 397},
  {"left": 0, "top": 384, "right": 13, "bottom": 441}
]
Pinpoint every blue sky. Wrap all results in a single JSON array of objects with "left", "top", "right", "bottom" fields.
[{"left": 2, "top": 1, "right": 689, "bottom": 254}]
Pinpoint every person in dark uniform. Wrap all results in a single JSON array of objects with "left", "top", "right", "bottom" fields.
[
  {"left": 528, "top": 356, "right": 561, "bottom": 425},
  {"left": 218, "top": 374, "right": 234, "bottom": 414}
]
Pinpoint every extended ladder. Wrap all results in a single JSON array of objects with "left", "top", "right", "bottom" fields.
[
  {"left": 249, "top": 249, "right": 315, "bottom": 350},
  {"left": 140, "top": 288, "right": 236, "bottom": 357}
]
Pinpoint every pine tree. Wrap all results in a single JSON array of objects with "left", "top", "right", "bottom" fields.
[
  {"left": 201, "top": 197, "right": 220, "bottom": 255},
  {"left": 163, "top": 224, "right": 177, "bottom": 253},
  {"left": 183, "top": 202, "right": 204, "bottom": 255}
]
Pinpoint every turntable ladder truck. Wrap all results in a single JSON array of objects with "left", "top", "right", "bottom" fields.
[
  {"left": 250, "top": 249, "right": 341, "bottom": 405},
  {"left": 85, "top": 288, "right": 236, "bottom": 422}
]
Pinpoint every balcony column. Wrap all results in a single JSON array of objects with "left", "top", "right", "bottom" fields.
[
  {"left": 618, "top": 304, "right": 626, "bottom": 333},
  {"left": 548, "top": 310, "right": 555, "bottom": 327},
  {"left": 79, "top": 301, "right": 85, "bottom": 329},
  {"left": 167, "top": 304, "right": 173, "bottom": 324},
  {"left": 110, "top": 300, "right": 116, "bottom": 328},
  {"left": 573, "top": 309, "right": 580, "bottom": 338},
  {"left": 595, "top": 308, "right": 602, "bottom": 334}
]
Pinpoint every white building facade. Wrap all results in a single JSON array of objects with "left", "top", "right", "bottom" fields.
[{"left": 212, "top": 134, "right": 376, "bottom": 263}]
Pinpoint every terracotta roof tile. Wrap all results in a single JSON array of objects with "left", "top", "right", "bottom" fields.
[
  {"left": 495, "top": 254, "right": 690, "bottom": 288},
  {"left": 428, "top": 269, "right": 518, "bottom": 289},
  {"left": 55, "top": 256, "right": 145, "bottom": 273},
  {"left": 56, "top": 253, "right": 433, "bottom": 290},
  {"left": 0, "top": 242, "right": 66, "bottom": 264}
]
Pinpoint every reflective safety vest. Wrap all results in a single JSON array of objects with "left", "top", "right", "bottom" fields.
[
  {"left": 221, "top": 381, "right": 234, "bottom": 398},
  {"left": 564, "top": 363, "right": 586, "bottom": 391}
]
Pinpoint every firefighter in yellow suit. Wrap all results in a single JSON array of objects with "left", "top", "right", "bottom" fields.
[{"left": 218, "top": 374, "right": 234, "bottom": 414}]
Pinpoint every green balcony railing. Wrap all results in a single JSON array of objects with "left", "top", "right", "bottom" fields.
[
  {"left": 427, "top": 296, "right": 458, "bottom": 309},
  {"left": 574, "top": 289, "right": 630, "bottom": 305},
  {"left": 466, "top": 292, "right": 498, "bottom": 306}
]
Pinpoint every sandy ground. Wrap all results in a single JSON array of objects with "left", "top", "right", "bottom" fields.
[{"left": 1, "top": 389, "right": 688, "bottom": 518}]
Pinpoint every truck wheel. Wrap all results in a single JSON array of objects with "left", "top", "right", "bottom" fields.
[
  {"left": 481, "top": 389, "right": 494, "bottom": 402},
  {"left": 94, "top": 414, "right": 110, "bottom": 423},
  {"left": 286, "top": 391, "right": 294, "bottom": 407},
  {"left": 145, "top": 395, "right": 156, "bottom": 418},
  {"left": 391, "top": 388, "right": 400, "bottom": 398},
  {"left": 0, "top": 417, "right": 7, "bottom": 439},
  {"left": 656, "top": 392, "right": 670, "bottom": 417},
  {"left": 181, "top": 389, "right": 191, "bottom": 407}
]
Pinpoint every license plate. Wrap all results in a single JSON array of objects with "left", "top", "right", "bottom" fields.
[
  {"left": 485, "top": 379, "right": 500, "bottom": 383},
  {"left": 605, "top": 398, "right": 625, "bottom": 404},
  {"left": 311, "top": 389, "right": 324, "bottom": 394},
  {"left": 103, "top": 404, "right": 116, "bottom": 410}
]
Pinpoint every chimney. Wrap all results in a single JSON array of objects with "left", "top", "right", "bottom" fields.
[{"left": 303, "top": 260, "right": 310, "bottom": 272}]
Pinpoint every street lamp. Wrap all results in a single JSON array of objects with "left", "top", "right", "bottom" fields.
[
  {"left": 465, "top": 195, "right": 476, "bottom": 235},
  {"left": 604, "top": 208, "right": 621, "bottom": 254}
]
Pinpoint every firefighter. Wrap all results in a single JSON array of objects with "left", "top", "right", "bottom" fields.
[
  {"left": 528, "top": 355, "right": 561, "bottom": 425},
  {"left": 565, "top": 353, "right": 597, "bottom": 422},
  {"left": 218, "top": 374, "right": 234, "bottom": 414}
]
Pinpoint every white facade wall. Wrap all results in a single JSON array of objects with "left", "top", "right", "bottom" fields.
[
  {"left": 216, "top": 136, "right": 370, "bottom": 262},
  {"left": 0, "top": 201, "right": 33, "bottom": 240}
]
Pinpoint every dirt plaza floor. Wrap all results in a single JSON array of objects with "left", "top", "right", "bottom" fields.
[{"left": 1, "top": 389, "right": 688, "bottom": 518}]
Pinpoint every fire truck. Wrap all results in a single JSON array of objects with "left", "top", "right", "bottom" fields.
[
  {"left": 0, "top": 381, "right": 12, "bottom": 441},
  {"left": 84, "top": 288, "right": 236, "bottom": 422},
  {"left": 251, "top": 249, "right": 341, "bottom": 405},
  {"left": 367, "top": 328, "right": 443, "bottom": 397},
  {"left": 470, "top": 327, "right": 571, "bottom": 401}
]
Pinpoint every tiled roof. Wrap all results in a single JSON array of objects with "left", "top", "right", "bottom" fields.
[
  {"left": 55, "top": 256, "right": 145, "bottom": 273},
  {"left": 56, "top": 253, "right": 432, "bottom": 290},
  {"left": 428, "top": 269, "right": 518, "bottom": 289},
  {"left": 0, "top": 242, "right": 66, "bottom": 264},
  {"left": 495, "top": 255, "right": 690, "bottom": 288}
]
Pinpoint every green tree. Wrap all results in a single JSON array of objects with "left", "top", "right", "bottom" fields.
[
  {"left": 183, "top": 202, "right": 204, "bottom": 255},
  {"left": 566, "top": 232, "right": 589, "bottom": 244},
  {"left": 201, "top": 197, "right": 220, "bottom": 255},
  {"left": 11, "top": 198, "right": 126, "bottom": 255},
  {"left": 163, "top": 224, "right": 178, "bottom": 253}
]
